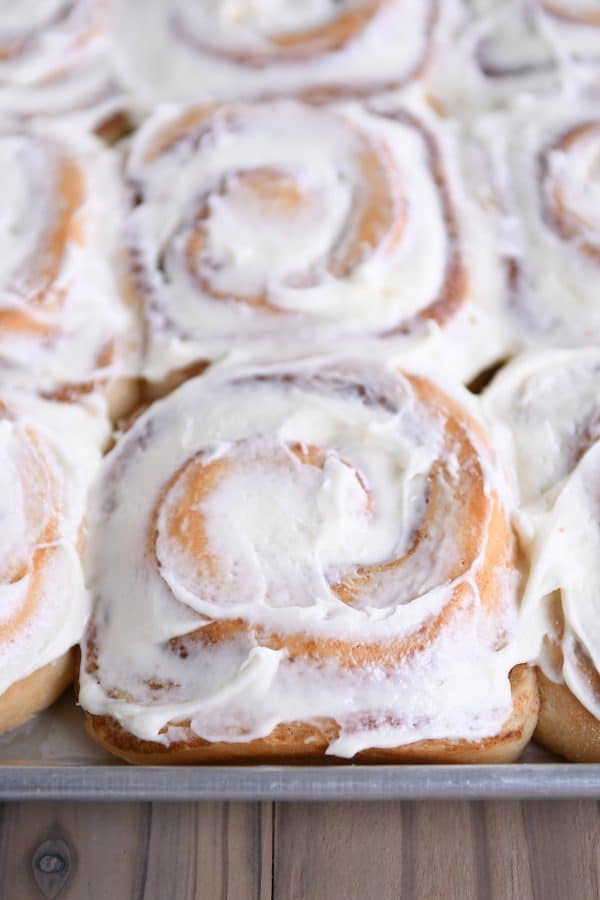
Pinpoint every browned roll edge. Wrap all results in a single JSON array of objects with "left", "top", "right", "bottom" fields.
[
  {"left": 534, "top": 668, "right": 600, "bottom": 763},
  {"left": 46, "top": 376, "right": 141, "bottom": 424},
  {"left": 0, "top": 648, "right": 76, "bottom": 736},
  {"left": 83, "top": 663, "right": 538, "bottom": 766}
]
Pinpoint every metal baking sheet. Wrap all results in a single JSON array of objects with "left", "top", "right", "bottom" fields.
[{"left": 0, "top": 694, "right": 598, "bottom": 801}]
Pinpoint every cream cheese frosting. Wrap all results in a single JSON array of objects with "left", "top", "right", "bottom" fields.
[
  {"left": 484, "top": 348, "right": 600, "bottom": 721},
  {"left": 0, "top": 0, "right": 125, "bottom": 129},
  {"left": 111, "top": 0, "right": 438, "bottom": 107},
  {"left": 0, "top": 389, "right": 109, "bottom": 696},
  {"left": 122, "top": 95, "right": 511, "bottom": 384},
  {"left": 0, "top": 120, "right": 138, "bottom": 392},
  {"left": 466, "top": 98, "right": 600, "bottom": 350},
  {"left": 428, "top": 0, "right": 600, "bottom": 115},
  {"left": 79, "top": 356, "right": 528, "bottom": 756}
]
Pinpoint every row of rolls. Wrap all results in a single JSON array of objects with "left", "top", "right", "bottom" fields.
[
  {"left": 1, "top": 0, "right": 599, "bottom": 123},
  {"left": 0, "top": 0, "right": 599, "bottom": 764}
]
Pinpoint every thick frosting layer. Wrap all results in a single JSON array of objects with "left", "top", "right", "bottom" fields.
[
  {"left": 0, "top": 389, "right": 108, "bottom": 696},
  {"left": 80, "top": 357, "right": 527, "bottom": 756},
  {"left": 0, "top": 120, "right": 138, "bottom": 391},
  {"left": 112, "top": 0, "right": 437, "bottom": 106},
  {"left": 469, "top": 99, "right": 600, "bottom": 349},
  {"left": 0, "top": 0, "right": 125, "bottom": 128},
  {"left": 123, "top": 97, "right": 510, "bottom": 383},
  {"left": 429, "top": 0, "right": 600, "bottom": 114},
  {"left": 484, "top": 348, "right": 600, "bottom": 720}
]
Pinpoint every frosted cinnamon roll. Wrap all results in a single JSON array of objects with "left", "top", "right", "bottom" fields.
[
  {"left": 123, "top": 97, "right": 509, "bottom": 388},
  {"left": 0, "top": 388, "right": 108, "bottom": 735},
  {"left": 79, "top": 357, "right": 537, "bottom": 764},
  {"left": 112, "top": 0, "right": 440, "bottom": 107},
  {"left": 0, "top": 0, "right": 126, "bottom": 133},
  {"left": 470, "top": 100, "right": 600, "bottom": 351},
  {"left": 429, "top": 0, "right": 600, "bottom": 115},
  {"left": 484, "top": 349, "right": 600, "bottom": 762},
  {"left": 0, "top": 121, "right": 139, "bottom": 419}
]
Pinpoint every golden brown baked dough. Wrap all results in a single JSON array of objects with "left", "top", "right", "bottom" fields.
[
  {"left": 535, "top": 670, "right": 600, "bottom": 763},
  {"left": 0, "top": 122, "right": 140, "bottom": 419},
  {"left": 0, "top": 388, "right": 107, "bottom": 734},
  {"left": 533, "top": 596, "right": 600, "bottom": 763},
  {"left": 484, "top": 350, "right": 600, "bottom": 763},
  {"left": 123, "top": 97, "right": 507, "bottom": 389},
  {"left": 79, "top": 359, "right": 538, "bottom": 764},
  {"left": 0, "top": 651, "right": 75, "bottom": 737},
  {"left": 85, "top": 664, "right": 538, "bottom": 765}
]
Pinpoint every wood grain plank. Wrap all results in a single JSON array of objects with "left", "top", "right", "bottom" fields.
[
  {"left": 409, "top": 801, "right": 479, "bottom": 900},
  {"left": 477, "top": 801, "right": 534, "bottom": 900},
  {"left": 274, "top": 801, "right": 408, "bottom": 900},
  {"left": 523, "top": 800, "right": 600, "bottom": 900},
  {"left": 142, "top": 801, "right": 273, "bottom": 900},
  {"left": 0, "top": 801, "right": 150, "bottom": 899},
  {"left": 0, "top": 799, "right": 598, "bottom": 900},
  {"left": 273, "top": 801, "right": 482, "bottom": 900},
  {"left": 273, "top": 801, "right": 600, "bottom": 900},
  {"left": 0, "top": 800, "right": 273, "bottom": 900}
]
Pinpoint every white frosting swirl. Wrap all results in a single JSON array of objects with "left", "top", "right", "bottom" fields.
[
  {"left": 80, "top": 357, "right": 526, "bottom": 756},
  {"left": 0, "top": 120, "right": 138, "bottom": 391},
  {"left": 123, "top": 97, "right": 510, "bottom": 384},
  {"left": 0, "top": 0, "right": 125, "bottom": 129},
  {"left": 429, "top": 0, "right": 600, "bottom": 115},
  {"left": 111, "top": 0, "right": 437, "bottom": 107},
  {"left": 0, "top": 388, "right": 108, "bottom": 695},
  {"left": 484, "top": 348, "right": 600, "bottom": 720},
  {"left": 467, "top": 99, "right": 600, "bottom": 349}
]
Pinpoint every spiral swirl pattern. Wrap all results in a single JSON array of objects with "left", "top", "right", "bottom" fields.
[
  {"left": 112, "top": 0, "right": 438, "bottom": 105},
  {"left": 539, "top": 120, "right": 600, "bottom": 265},
  {"left": 0, "top": 122, "right": 136, "bottom": 394},
  {"left": 0, "top": 0, "right": 124, "bottom": 127},
  {"left": 428, "top": 0, "right": 600, "bottom": 114},
  {"left": 0, "top": 388, "right": 107, "bottom": 702},
  {"left": 472, "top": 101, "right": 600, "bottom": 349},
  {"left": 122, "top": 99, "right": 505, "bottom": 383},
  {"left": 79, "top": 358, "right": 533, "bottom": 760}
]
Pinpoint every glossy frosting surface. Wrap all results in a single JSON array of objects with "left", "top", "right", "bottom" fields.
[
  {"left": 0, "top": 121, "right": 136, "bottom": 390},
  {"left": 80, "top": 358, "right": 527, "bottom": 755},
  {"left": 0, "top": 390, "right": 108, "bottom": 693},
  {"left": 484, "top": 348, "right": 600, "bottom": 720}
]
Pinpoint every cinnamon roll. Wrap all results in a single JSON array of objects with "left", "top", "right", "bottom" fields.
[
  {"left": 0, "top": 121, "right": 140, "bottom": 419},
  {"left": 79, "top": 357, "right": 538, "bottom": 764},
  {"left": 429, "top": 0, "right": 600, "bottom": 115},
  {"left": 470, "top": 100, "right": 600, "bottom": 351},
  {"left": 484, "top": 348, "right": 600, "bottom": 762},
  {"left": 111, "top": 0, "right": 441, "bottom": 107},
  {"left": 123, "top": 97, "right": 509, "bottom": 389},
  {"left": 0, "top": 1, "right": 127, "bottom": 133},
  {"left": 0, "top": 388, "right": 108, "bottom": 735}
]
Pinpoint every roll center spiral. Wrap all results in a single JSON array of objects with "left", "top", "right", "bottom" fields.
[
  {"left": 153, "top": 439, "right": 373, "bottom": 609},
  {"left": 542, "top": 122, "right": 600, "bottom": 260}
]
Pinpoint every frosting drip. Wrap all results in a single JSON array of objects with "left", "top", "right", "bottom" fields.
[
  {"left": 80, "top": 358, "right": 526, "bottom": 756},
  {"left": 0, "top": 389, "right": 108, "bottom": 695},
  {"left": 484, "top": 348, "right": 600, "bottom": 721}
]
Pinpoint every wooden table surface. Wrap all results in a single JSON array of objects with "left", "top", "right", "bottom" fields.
[{"left": 0, "top": 799, "right": 598, "bottom": 899}]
